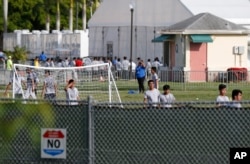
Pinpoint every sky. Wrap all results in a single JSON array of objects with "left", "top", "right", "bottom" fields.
[{"left": 180, "top": 0, "right": 250, "bottom": 19}]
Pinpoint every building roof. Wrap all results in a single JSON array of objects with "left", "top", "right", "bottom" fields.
[
  {"left": 88, "top": 0, "right": 193, "bottom": 27},
  {"left": 89, "top": 0, "right": 250, "bottom": 28},
  {"left": 161, "top": 13, "right": 250, "bottom": 35}
]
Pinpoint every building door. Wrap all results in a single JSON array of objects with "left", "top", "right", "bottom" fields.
[
  {"left": 163, "top": 41, "right": 175, "bottom": 81},
  {"left": 163, "top": 41, "right": 170, "bottom": 67},
  {"left": 163, "top": 41, "right": 175, "bottom": 68},
  {"left": 107, "top": 41, "right": 113, "bottom": 59},
  {"left": 190, "top": 43, "right": 207, "bottom": 82}
]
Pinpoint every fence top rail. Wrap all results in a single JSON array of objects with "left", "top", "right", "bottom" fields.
[
  {"left": 1, "top": 98, "right": 250, "bottom": 104},
  {"left": 14, "top": 63, "right": 110, "bottom": 70},
  {"left": 92, "top": 100, "right": 250, "bottom": 109}
]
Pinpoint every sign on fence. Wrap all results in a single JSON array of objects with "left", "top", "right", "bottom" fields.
[{"left": 41, "top": 128, "right": 67, "bottom": 159}]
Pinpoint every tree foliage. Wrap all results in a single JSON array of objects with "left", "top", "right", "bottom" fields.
[
  {"left": 3, "top": 46, "right": 30, "bottom": 63},
  {"left": 0, "top": 0, "right": 101, "bottom": 32},
  {"left": 0, "top": 101, "right": 55, "bottom": 161}
]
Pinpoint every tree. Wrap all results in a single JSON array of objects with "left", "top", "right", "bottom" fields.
[
  {"left": 4, "top": 46, "right": 29, "bottom": 63},
  {"left": 93, "top": 0, "right": 100, "bottom": 11},
  {"left": 8, "top": 0, "right": 46, "bottom": 31},
  {"left": 82, "top": 0, "right": 86, "bottom": 30},
  {"left": 3, "top": 0, "right": 8, "bottom": 32},
  {"left": 43, "top": 0, "right": 54, "bottom": 32},
  {"left": 0, "top": 0, "right": 102, "bottom": 33},
  {"left": 56, "top": 0, "right": 60, "bottom": 30},
  {"left": 69, "top": 0, "right": 74, "bottom": 31}
]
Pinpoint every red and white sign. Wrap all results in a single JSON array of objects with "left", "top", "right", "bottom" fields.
[{"left": 41, "top": 128, "right": 67, "bottom": 159}]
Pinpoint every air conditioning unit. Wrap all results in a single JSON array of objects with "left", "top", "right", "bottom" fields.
[
  {"left": 238, "top": 46, "right": 244, "bottom": 54},
  {"left": 233, "top": 46, "right": 244, "bottom": 55},
  {"left": 233, "top": 46, "right": 239, "bottom": 54}
]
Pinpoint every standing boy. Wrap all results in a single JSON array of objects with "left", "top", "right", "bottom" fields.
[
  {"left": 116, "top": 58, "right": 122, "bottom": 79},
  {"left": 34, "top": 56, "right": 39, "bottom": 67},
  {"left": 24, "top": 68, "right": 37, "bottom": 99},
  {"left": 146, "top": 59, "right": 152, "bottom": 79},
  {"left": 159, "top": 84, "right": 176, "bottom": 108},
  {"left": 135, "top": 60, "right": 146, "bottom": 93},
  {"left": 216, "top": 84, "right": 229, "bottom": 106},
  {"left": 151, "top": 67, "right": 159, "bottom": 89},
  {"left": 39, "top": 51, "right": 47, "bottom": 65},
  {"left": 121, "top": 56, "right": 130, "bottom": 80},
  {"left": 144, "top": 80, "right": 160, "bottom": 108},
  {"left": 230, "top": 89, "right": 243, "bottom": 108},
  {"left": 65, "top": 79, "right": 79, "bottom": 105},
  {"left": 41, "top": 70, "right": 57, "bottom": 101},
  {"left": 6, "top": 56, "right": 13, "bottom": 70}
]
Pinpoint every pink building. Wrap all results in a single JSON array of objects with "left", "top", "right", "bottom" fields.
[{"left": 153, "top": 13, "right": 250, "bottom": 82}]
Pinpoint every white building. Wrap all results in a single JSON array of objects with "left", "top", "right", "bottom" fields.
[{"left": 88, "top": 0, "right": 250, "bottom": 62}]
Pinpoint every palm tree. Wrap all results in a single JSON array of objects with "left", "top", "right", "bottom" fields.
[
  {"left": 69, "top": 0, "right": 74, "bottom": 31},
  {"left": 3, "top": 0, "right": 8, "bottom": 32},
  {"left": 82, "top": 0, "right": 86, "bottom": 30},
  {"left": 44, "top": 0, "right": 52, "bottom": 32},
  {"left": 93, "top": 0, "right": 100, "bottom": 11},
  {"left": 56, "top": 0, "right": 61, "bottom": 30}
]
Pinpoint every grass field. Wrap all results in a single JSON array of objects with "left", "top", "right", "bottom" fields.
[
  {"left": 0, "top": 80, "right": 249, "bottom": 102},
  {"left": 115, "top": 80, "right": 249, "bottom": 102}
]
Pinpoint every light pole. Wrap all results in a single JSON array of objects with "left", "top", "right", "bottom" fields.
[{"left": 129, "top": 3, "right": 134, "bottom": 79}]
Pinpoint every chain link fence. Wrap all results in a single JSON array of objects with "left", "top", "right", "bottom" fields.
[
  {"left": 92, "top": 102, "right": 250, "bottom": 164},
  {"left": 0, "top": 99, "right": 89, "bottom": 164},
  {"left": 1, "top": 99, "right": 250, "bottom": 163}
]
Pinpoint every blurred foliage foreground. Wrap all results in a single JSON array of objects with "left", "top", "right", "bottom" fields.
[{"left": 0, "top": 101, "right": 55, "bottom": 160}]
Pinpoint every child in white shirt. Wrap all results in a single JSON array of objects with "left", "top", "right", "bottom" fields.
[
  {"left": 216, "top": 84, "right": 229, "bottom": 107},
  {"left": 65, "top": 79, "right": 79, "bottom": 105},
  {"left": 159, "top": 84, "right": 175, "bottom": 108},
  {"left": 151, "top": 67, "right": 159, "bottom": 89}
]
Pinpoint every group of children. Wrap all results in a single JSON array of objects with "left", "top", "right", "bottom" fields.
[
  {"left": 144, "top": 82, "right": 243, "bottom": 108},
  {"left": 144, "top": 80, "right": 176, "bottom": 108},
  {"left": 216, "top": 84, "right": 243, "bottom": 108},
  {"left": 4, "top": 68, "right": 80, "bottom": 105},
  {"left": 4, "top": 65, "right": 243, "bottom": 108}
]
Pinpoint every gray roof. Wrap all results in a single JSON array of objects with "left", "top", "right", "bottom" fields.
[
  {"left": 88, "top": 0, "right": 193, "bottom": 27},
  {"left": 161, "top": 13, "right": 250, "bottom": 34}
]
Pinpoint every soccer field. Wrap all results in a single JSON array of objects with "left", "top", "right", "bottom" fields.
[
  {"left": 0, "top": 80, "right": 249, "bottom": 102},
  {"left": 115, "top": 80, "right": 249, "bottom": 102}
]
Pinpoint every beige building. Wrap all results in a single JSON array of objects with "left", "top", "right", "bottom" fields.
[
  {"left": 156, "top": 13, "right": 250, "bottom": 82},
  {"left": 88, "top": 0, "right": 250, "bottom": 64}
]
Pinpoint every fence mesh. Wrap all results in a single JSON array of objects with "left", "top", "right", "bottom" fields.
[
  {"left": 1, "top": 99, "right": 250, "bottom": 164},
  {"left": 92, "top": 103, "right": 250, "bottom": 164},
  {"left": 0, "top": 99, "right": 89, "bottom": 164}
]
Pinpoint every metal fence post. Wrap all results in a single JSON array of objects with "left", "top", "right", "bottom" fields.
[{"left": 88, "top": 96, "right": 94, "bottom": 164}]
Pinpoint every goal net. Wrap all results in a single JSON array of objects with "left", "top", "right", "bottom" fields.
[{"left": 12, "top": 63, "right": 122, "bottom": 103}]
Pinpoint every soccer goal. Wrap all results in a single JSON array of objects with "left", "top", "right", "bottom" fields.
[{"left": 13, "top": 63, "right": 122, "bottom": 103}]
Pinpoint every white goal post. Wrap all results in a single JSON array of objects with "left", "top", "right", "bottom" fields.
[{"left": 13, "top": 63, "right": 122, "bottom": 103}]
